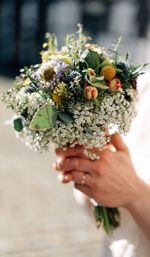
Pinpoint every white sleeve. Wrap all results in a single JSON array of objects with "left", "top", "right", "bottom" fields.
[{"left": 124, "top": 73, "right": 150, "bottom": 184}]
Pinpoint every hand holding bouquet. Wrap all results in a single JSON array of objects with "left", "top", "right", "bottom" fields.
[{"left": 0, "top": 25, "right": 146, "bottom": 233}]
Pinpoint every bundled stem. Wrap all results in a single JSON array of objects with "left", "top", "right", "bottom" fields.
[{"left": 95, "top": 205, "right": 120, "bottom": 234}]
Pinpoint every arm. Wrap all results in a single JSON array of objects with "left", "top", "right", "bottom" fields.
[{"left": 126, "top": 179, "right": 150, "bottom": 240}]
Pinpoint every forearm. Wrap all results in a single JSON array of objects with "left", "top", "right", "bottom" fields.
[{"left": 126, "top": 179, "right": 150, "bottom": 241}]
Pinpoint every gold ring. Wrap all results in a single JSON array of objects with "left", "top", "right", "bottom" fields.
[{"left": 81, "top": 173, "right": 86, "bottom": 185}]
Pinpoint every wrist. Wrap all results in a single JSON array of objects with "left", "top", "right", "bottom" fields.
[{"left": 125, "top": 178, "right": 150, "bottom": 214}]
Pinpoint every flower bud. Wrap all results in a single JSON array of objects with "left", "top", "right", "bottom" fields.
[
  {"left": 88, "top": 68, "right": 96, "bottom": 77},
  {"left": 108, "top": 78, "right": 122, "bottom": 92},
  {"left": 84, "top": 86, "right": 98, "bottom": 100},
  {"left": 101, "top": 65, "right": 116, "bottom": 80}
]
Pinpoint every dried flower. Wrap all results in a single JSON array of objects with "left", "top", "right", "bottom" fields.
[
  {"left": 101, "top": 65, "right": 116, "bottom": 80},
  {"left": 42, "top": 67, "right": 55, "bottom": 82},
  {"left": 84, "top": 86, "right": 98, "bottom": 100},
  {"left": 108, "top": 78, "right": 122, "bottom": 92}
]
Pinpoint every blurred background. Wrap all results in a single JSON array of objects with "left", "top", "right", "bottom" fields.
[
  {"left": 0, "top": 0, "right": 150, "bottom": 77},
  {"left": 0, "top": 0, "right": 150, "bottom": 256}
]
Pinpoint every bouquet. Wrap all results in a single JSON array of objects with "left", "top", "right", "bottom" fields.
[{"left": 0, "top": 25, "right": 146, "bottom": 233}]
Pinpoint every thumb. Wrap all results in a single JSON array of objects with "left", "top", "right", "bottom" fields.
[{"left": 111, "top": 133, "right": 129, "bottom": 154}]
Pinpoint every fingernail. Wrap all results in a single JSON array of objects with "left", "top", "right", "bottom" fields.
[
  {"left": 58, "top": 173, "right": 72, "bottom": 183},
  {"left": 64, "top": 175, "right": 69, "bottom": 181}
]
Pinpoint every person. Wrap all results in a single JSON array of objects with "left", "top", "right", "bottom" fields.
[{"left": 54, "top": 74, "right": 150, "bottom": 257}]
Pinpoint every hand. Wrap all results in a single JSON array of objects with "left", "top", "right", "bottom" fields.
[{"left": 54, "top": 134, "right": 142, "bottom": 209}]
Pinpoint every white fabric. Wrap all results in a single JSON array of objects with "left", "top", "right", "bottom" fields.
[{"left": 99, "top": 73, "right": 150, "bottom": 257}]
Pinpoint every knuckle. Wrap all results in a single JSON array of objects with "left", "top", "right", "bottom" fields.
[
  {"left": 92, "top": 160, "right": 100, "bottom": 173},
  {"left": 72, "top": 158, "right": 80, "bottom": 169},
  {"left": 100, "top": 150, "right": 113, "bottom": 162}
]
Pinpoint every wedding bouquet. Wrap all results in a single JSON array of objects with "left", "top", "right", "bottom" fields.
[{"left": 0, "top": 25, "right": 145, "bottom": 233}]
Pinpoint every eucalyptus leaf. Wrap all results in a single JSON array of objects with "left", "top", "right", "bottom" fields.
[
  {"left": 88, "top": 76, "right": 108, "bottom": 89},
  {"left": 85, "top": 50, "right": 100, "bottom": 70},
  {"left": 29, "top": 103, "right": 58, "bottom": 130},
  {"left": 90, "top": 76, "right": 104, "bottom": 84},
  {"left": 93, "top": 81, "right": 108, "bottom": 90},
  {"left": 58, "top": 112, "right": 74, "bottom": 123}
]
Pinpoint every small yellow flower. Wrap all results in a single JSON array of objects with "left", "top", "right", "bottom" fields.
[
  {"left": 23, "top": 78, "right": 31, "bottom": 86},
  {"left": 41, "top": 51, "right": 50, "bottom": 62},
  {"left": 62, "top": 56, "right": 72, "bottom": 64},
  {"left": 101, "top": 65, "right": 116, "bottom": 80},
  {"left": 52, "top": 94, "right": 61, "bottom": 104},
  {"left": 85, "top": 43, "right": 98, "bottom": 50}
]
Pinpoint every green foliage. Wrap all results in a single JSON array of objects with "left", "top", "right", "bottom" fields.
[
  {"left": 65, "top": 24, "right": 89, "bottom": 63},
  {"left": 85, "top": 50, "right": 100, "bottom": 71},
  {"left": 88, "top": 76, "right": 108, "bottom": 90},
  {"left": 29, "top": 103, "right": 58, "bottom": 130},
  {"left": 58, "top": 112, "right": 74, "bottom": 123},
  {"left": 13, "top": 118, "right": 24, "bottom": 132},
  {"left": 108, "top": 37, "right": 122, "bottom": 62},
  {"left": 130, "top": 63, "right": 148, "bottom": 76}
]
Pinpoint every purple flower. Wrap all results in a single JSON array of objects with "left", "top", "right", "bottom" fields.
[{"left": 50, "top": 58, "right": 61, "bottom": 67}]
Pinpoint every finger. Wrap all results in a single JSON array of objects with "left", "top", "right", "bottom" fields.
[
  {"left": 111, "top": 133, "right": 129, "bottom": 154},
  {"left": 55, "top": 145, "right": 85, "bottom": 159},
  {"left": 58, "top": 172, "right": 73, "bottom": 184},
  {"left": 71, "top": 171, "right": 93, "bottom": 187},
  {"left": 74, "top": 183, "right": 93, "bottom": 199},
  {"left": 104, "top": 143, "right": 116, "bottom": 152},
  {"left": 55, "top": 157, "right": 97, "bottom": 175},
  {"left": 53, "top": 160, "right": 64, "bottom": 171}
]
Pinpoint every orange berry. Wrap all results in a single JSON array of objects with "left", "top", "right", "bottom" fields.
[{"left": 101, "top": 65, "right": 116, "bottom": 80}]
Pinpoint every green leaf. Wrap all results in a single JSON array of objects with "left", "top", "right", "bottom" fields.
[
  {"left": 78, "top": 61, "right": 88, "bottom": 70},
  {"left": 85, "top": 50, "right": 100, "bottom": 70},
  {"left": 99, "top": 60, "right": 111, "bottom": 69},
  {"left": 93, "top": 82, "right": 108, "bottom": 90},
  {"left": 93, "top": 98, "right": 101, "bottom": 107},
  {"left": 116, "top": 68, "right": 123, "bottom": 73},
  {"left": 88, "top": 76, "right": 108, "bottom": 90},
  {"left": 13, "top": 118, "right": 24, "bottom": 132},
  {"left": 125, "top": 52, "right": 129, "bottom": 61},
  {"left": 89, "top": 76, "right": 104, "bottom": 84},
  {"left": 131, "top": 64, "right": 147, "bottom": 75},
  {"left": 58, "top": 112, "right": 74, "bottom": 123},
  {"left": 29, "top": 103, "right": 58, "bottom": 130}
]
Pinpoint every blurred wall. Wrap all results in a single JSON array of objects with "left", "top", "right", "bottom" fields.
[{"left": 0, "top": 0, "right": 149, "bottom": 77}]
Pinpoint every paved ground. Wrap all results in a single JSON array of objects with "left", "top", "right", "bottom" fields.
[{"left": 0, "top": 78, "right": 100, "bottom": 257}]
